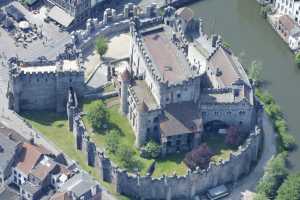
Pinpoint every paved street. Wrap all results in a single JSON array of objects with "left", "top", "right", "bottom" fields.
[
  {"left": 0, "top": 2, "right": 72, "bottom": 61},
  {"left": 0, "top": 56, "right": 60, "bottom": 155}
]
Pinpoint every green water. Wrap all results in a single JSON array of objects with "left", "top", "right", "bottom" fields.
[{"left": 189, "top": 0, "right": 300, "bottom": 170}]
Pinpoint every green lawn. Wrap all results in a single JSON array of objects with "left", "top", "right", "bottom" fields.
[
  {"left": 21, "top": 111, "right": 129, "bottom": 200},
  {"left": 83, "top": 98, "right": 188, "bottom": 177},
  {"left": 204, "top": 134, "right": 238, "bottom": 164}
]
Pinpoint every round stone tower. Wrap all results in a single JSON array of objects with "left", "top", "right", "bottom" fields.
[
  {"left": 135, "top": 101, "right": 148, "bottom": 147},
  {"left": 120, "top": 69, "right": 130, "bottom": 115}
]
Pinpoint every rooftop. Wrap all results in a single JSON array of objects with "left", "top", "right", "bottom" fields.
[
  {"left": 20, "top": 181, "right": 42, "bottom": 195},
  {"left": 208, "top": 46, "right": 250, "bottom": 87},
  {"left": 142, "top": 26, "right": 193, "bottom": 84},
  {"left": 20, "top": 60, "right": 81, "bottom": 73},
  {"left": 131, "top": 80, "right": 159, "bottom": 110},
  {"left": 30, "top": 156, "right": 56, "bottom": 181},
  {"left": 160, "top": 101, "right": 203, "bottom": 137},
  {"left": 0, "top": 134, "right": 20, "bottom": 171},
  {"left": 59, "top": 172, "right": 99, "bottom": 198},
  {"left": 15, "top": 143, "right": 49, "bottom": 175}
]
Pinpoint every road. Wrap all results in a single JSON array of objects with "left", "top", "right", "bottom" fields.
[{"left": 224, "top": 113, "right": 277, "bottom": 200}]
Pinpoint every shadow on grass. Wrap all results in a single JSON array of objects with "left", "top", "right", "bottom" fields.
[
  {"left": 156, "top": 153, "right": 186, "bottom": 165},
  {"left": 20, "top": 110, "right": 67, "bottom": 126}
]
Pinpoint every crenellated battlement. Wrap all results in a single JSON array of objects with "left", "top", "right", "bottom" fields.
[
  {"left": 96, "top": 124, "right": 262, "bottom": 199},
  {"left": 71, "top": 3, "right": 160, "bottom": 49}
]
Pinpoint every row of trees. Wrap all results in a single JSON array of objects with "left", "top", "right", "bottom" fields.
[
  {"left": 255, "top": 89, "right": 296, "bottom": 151},
  {"left": 255, "top": 152, "right": 300, "bottom": 200}
]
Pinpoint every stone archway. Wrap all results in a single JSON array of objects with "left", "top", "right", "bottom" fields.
[{"left": 204, "top": 120, "right": 229, "bottom": 132}]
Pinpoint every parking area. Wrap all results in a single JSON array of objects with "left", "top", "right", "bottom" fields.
[{"left": 0, "top": 1, "right": 71, "bottom": 60}]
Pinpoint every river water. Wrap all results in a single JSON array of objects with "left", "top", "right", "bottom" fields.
[{"left": 189, "top": 0, "right": 300, "bottom": 171}]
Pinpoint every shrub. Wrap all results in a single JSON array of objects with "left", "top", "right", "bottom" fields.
[
  {"left": 225, "top": 126, "right": 240, "bottom": 147},
  {"left": 280, "top": 132, "right": 296, "bottom": 151},
  {"left": 276, "top": 172, "right": 300, "bottom": 200},
  {"left": 95, "top": 36, "right": 108, "bottom": 57},
  {"left": 256, "top": 152, "right": 288, "bottom": 199},
  {"left": 294, "top": 52, "right": 300, "bottom": 66},
  {"left": 105, "top": 129, "right": 120, "bottom": 153},
  {"left": 141, "top": 140, "right": 161, "bottom": 159},
  {"left": 86, "top": 100, "right": 108, "bottom": 131},
  {"left": 117, "top": 144, "right": 136, "bottom": 169},
  {"left": 254, "top": 193, "right": 269, "bottom": 200},
  {"left": 274, "top": 119, "right": 287, "bottom": 133},
  {"left": 184, "top": 143, "right": 212, "bottom": 170}
]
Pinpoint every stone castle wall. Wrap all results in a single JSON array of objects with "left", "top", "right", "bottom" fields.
[
  {"left": 7, "top": 48, "right": 85, "bottom": 113},
  {"left": 98, "top": 125, "right": 262, "bottom": 200},
  {"left": 71, "top": 3, "right": 160, "bottom": 51},
  {"left": 66, "top": 90, "right": 263, "bottom": 200}
]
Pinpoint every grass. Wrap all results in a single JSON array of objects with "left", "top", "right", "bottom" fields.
[
  {"left": 21, "top": 111, "right": 129, "bottom": 200},
  {"left": 102, "top": 83, "right": 116, "bottom": 93},
  {"left": 204, "top": 134, "right": 238, "bottom": 164},
  {"left": 82, "top": 98, "right": 188, "bottom": 177}
]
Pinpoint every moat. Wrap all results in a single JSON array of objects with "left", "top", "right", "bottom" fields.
[{"left": 189, "top": 0, "right": 300, "bottom": 171}]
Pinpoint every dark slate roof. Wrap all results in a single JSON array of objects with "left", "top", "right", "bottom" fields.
[
  {"left": 0, "top": 134, "right": 20, "bottom": 171},
  {"left": 5, "top": 5, "right": 25, "bottom": 22},
  {"left": 160, "top": 101, "right": 203, "bottom": 137},
  {"left": 0, "top": 186, "right": 19, "bottom": 200},
  {"left": 175, "top": 7, "right": 194, "bottom": 22},
  {"left": 59, "top": 172, "right": 99, "bottom": 198},
  {"left": 20, "top": 181, "right": 42, "bottom": 195}
]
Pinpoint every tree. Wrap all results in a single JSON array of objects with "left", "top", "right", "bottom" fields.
[
  {"left": 250, "top": 60, "right": 263, "bottom": 83},
  {"left": 276, "top": 172, "right": 300, "bottom": 200},
  {"left": 225, "top": 126, "right": 240, "bottom": 146},
  {"left": 184, "top": 143, "right": 212, "bottom": 170},
  {"left": 256, "top": 152, "right": 288, "bottom": 199},
  {"left": 86, "top": 100, "right": 108, "bottom": 131},
  {"left": 105, "top": 129, "right": 120, "bottom": 153},
  {"left": 141, "top": 140, "right": 161, "bottom": 158},
  {"left": 95, "top": 36, "right": 108, "bottom": 57},
  {"left": 117, "top": 144, "right": 136, "bottom": 169},
  {"left": 254, "top": 193, "right": 269, "bottom": 200},
  {"left": 280, "top": 132, "right": 296, "bottom": 151},
  {"left": 294, "top": 52, "right": 300, "bottom": 66}
]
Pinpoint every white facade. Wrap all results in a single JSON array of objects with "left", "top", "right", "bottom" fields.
[
  {"left": 289, "top": 33, "right": 300, "bottom": 49},
  {"left": 275, "top": 0, "right": 300, "bottom": 24}
]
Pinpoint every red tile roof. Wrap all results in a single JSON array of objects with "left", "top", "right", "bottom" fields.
[{"left": 15, "top": 143, "right": 48, "bottom": 175}]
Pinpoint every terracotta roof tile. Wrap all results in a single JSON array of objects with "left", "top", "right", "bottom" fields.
[{"left": 15, "top": 143, "right": 47, "bottom": 175}]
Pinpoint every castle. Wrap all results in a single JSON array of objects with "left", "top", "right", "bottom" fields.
[
  {"left": 118, "top": 7, "right": 256, "bottom": 155},
  {"left": 4, "top": 4, "right": 263, "bottom": 199},
  {"left": 7, "top": 45, "right": 85, "bottom": 113}
]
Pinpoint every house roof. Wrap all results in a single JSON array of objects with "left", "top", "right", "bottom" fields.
[
  {"left": 279, "top": 15, "right": 296, "bottom": 33},
  {"left": 30, "top": 156, "right": 56, "bottom": 181},
  {"left": 20, "top": 181, "right": 42, "bottom": 195},
  {"left": 59, "top": 172, "right": 99, "bottom": 198},
  {"left": 50, "top": 192, "right": 73, "bottom": 200},
  {"left": 0, "top": 134, "right": 20, "bottom": 171},
  {"left": 208, "top": 46, "right": 250, "bottom": 87},
  {"left": 15, "top": 143, "right": 48, "bottom": 175},
  {"left": 142, "top": 25, "right": 193, "bottom": 84},
  {"left": 175, "top": 7, "right": 194, "bottom": 22},
  {"left": 160, "top": 101, "right": 203, "bottom": 137},
  {"left": 48, "top": 6, "right": 74, "bottom": 28}
]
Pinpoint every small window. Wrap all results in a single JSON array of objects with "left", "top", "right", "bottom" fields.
[{"left": 177, "top": 93, "right": 181, "bottom": 98}]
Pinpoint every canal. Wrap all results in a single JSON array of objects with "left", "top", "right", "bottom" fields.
[{"left": 189, "top": 0, "right": 300, "bottom": 171}]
